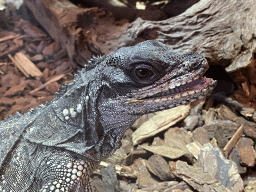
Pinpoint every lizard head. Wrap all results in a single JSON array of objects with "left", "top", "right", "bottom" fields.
[
  {"left": 92, "top": 40, "right": 216, "bottom": 158},
  {"left": 97, "top": 40, "right": 216, "bottom": 114}
]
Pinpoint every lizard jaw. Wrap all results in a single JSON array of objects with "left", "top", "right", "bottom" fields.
[
  {"left": 122, "top": 75, "right": 216, "bottom": 114},
  {"left": 126, "top": 77, "right": 216, "bottom": 103}
]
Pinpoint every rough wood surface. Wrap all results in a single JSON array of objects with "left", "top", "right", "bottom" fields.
[
  {"left": 108, "top": 0, "right": 256, "bottom": 74},
  {"left": 24, "top": 0, "right": 256, "bottom": 81},
  {"left": 8, "top": 52, "right": 43, "bottom": 77},
  {"left": 24, "top": 0, "right": 108, "bottom": 68}
]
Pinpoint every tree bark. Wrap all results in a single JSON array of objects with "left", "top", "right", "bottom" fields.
[
  {"left": 24, "top": 0, "right": 110, "bottom": 68},
  {"left": 25, "top": 0, "right": 256, "bottom": 83},
  {"left": 110, "top": 0, "right": 256, "bottom": 76}
]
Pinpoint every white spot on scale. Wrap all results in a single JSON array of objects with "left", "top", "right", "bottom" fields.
[
  {"left": 65, "top": 116, "right": 69, "bottom": 120},
  {"left": 70, "top": 108, "right": 76, "bottom": 117},
  {"left": 78, "top": 165, "right": 83, "bottom": 171},
  {"left": 77, "top": 104, "right": 82, "bottom": 113},
  {"left": 77, "top": 171, "right": 82, "bottom": 177},
  {"left": 63, "top": 109, "right": 69, "bottom": 116},
  {"left": 169, "top": 84, "right": 175, "bottom": 89},
  {"left": 72, "top": 169, "right": 77, "bottom": 174},
  {"left": 67, "top": 163, "right": 73, "bottom": 168}
]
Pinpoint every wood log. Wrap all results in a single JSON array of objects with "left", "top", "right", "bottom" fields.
[
  {"left": 109, "top": 0, "right": 256, "bottom": 74},
  {"left": 24, "top": 0, "right": 108, "bottom": 68},
  {"left": 25, "top": 0, "right": 256, "bottom": 107},
  {"left": 25, "top": 0, "right": 256, "bottom": 73}
]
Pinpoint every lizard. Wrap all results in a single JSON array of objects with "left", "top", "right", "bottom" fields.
[{"left": 0, "top": 40, "right": 216, "bottom": 191}]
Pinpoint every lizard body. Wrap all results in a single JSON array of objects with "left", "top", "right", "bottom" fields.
[{"left": 0, "top": 40, "right": 216, "bottom": 191}]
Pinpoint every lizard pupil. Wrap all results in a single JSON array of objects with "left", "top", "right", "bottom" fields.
[{"left": 135, "top": 68, "right": 153, "bottom": 78}]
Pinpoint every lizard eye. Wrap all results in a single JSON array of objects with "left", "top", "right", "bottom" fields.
[
  {"left": 135, "top": 67, "right": 153, "bottom": 78},
  {"left": 132, "top": 64, "right": 159, "bottom": 84}
]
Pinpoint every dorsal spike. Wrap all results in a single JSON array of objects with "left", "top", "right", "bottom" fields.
[
  {"left": 39, "top": 104, "right": 45, "bottom": 108},
  {"left": 9, "top": 115, "right": 14, "bottom": 119},
  {"left": 15, "top": 111, "right": 21, "bottom": 117}
]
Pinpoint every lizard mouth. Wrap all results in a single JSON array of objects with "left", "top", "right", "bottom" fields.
[
  {"left": 127, "top": 76, "right": 216, "bottom": 101},
  {"left": 123, "top": 74, "right": 216, "bottom": 114},
  {"left": 145, "top": 76, "right": 215, "bottom": 99}
]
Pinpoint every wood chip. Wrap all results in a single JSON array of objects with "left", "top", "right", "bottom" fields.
[
  {"left": 132, "top": 105, "right": 190, "bottom": 145},
  {"left": 237, "top": 137, "right": 256, "bottom": 167},
  {"left": 29, "top": 74, "right": 65, "bottom": 94},
  {"left": 146, "top": 154, "right": 175, "bottom": 181},
  {"left": 8, "top": 52, "right": 43, "bottom": 77},
  {"left": 223, "top": 125, "right": 244, "bottom": 156},
  {"left": 0, "top": 34, "right": 20, "bottom": 42},
  {"left": 174, "top": 160, "right": 231, "bottom": 192},
  {"left": 186, "top": 141, "right": 203, "bottom": 159},
  {"left": 4, "top": 84, "right": 26, "bottom": 96},
  {"left": 198, "top": 143, "right": 244, "bottom": 192},
  {"left": 95, "top": 161, "right": 136, "bottom": 179},
  {"left": 0, "top": 97, "right": 15, "bottom": 105},
  {"left": 0, "top": 62, "right": 7, "bottom": 66},
  {"left": 141, "top": 145, "right": 188, "bottom": 159}
]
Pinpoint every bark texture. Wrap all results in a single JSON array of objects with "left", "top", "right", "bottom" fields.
[
  {"left": 25, "top": 0, "right": 256, "bottom": 81},
  {"left": 110, "top": 0, "right": 256, "bottom": 75}
]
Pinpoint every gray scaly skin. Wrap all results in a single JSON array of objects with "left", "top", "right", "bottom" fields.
[{"left": 0, "top": 40, "right": 216, "bottom": 191}]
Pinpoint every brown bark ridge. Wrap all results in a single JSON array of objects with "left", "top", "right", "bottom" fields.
[
  {"left": 25, "top": 0, "right": 256, "bottom": 83},
  {"left": 24, "top": 0, "right": 110, "bottom": 68},
  {"left": 115, "top": 0, "right": 256, "bottom": 74}
]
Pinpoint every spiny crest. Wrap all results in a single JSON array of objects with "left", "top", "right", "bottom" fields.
[
  {"left": 3, "top": 102, "right": 48, "bottom": 124},
  {"left": 52, "top": 70, "right": 83, "bottom": 100},
  {"left": 55, "top": 54, "right": 106, "bottom": 99},
  {"left": 84, "top": 54, "right": 105, "bottom": 71},
  {"left": 54, "top": 84, "right": 68, "bottom": 97}
]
